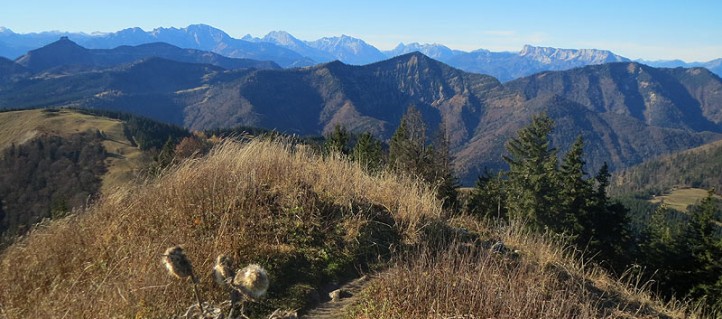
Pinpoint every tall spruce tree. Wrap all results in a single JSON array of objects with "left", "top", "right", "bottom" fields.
[
  {"left": 432, "top": 121, "right": 459, "bottom": 209},
  {"left": 685, "top": 190, "right": 722, "bottom": 310},
  {"left": 389, "top": 106, "right": 429, "bottom": 179},
  {"left": 155, "top": 136, "right": 176, "bottom": 170},
  {"left": 351, "top": 132, "right": 383, "bottom": 172},
  {"left": 389, "top": 106, "right": 460, "bottom": 207},
  {"left": 325, "top": 124, "right": 351, "bottom": 156},
  {"left": 558, "top": 135, "right": 592, "bottom": 234},
  {"left": 503, "top": 113, "right": 559, "bottom": 228},
  {"left": 0, "top": 195, "right": 5, "bottom": 234},
  {"left": 584, "top": 162, "right": 632, "bottom": 271},
  {"left": 641, "top": 203, "right": 691, "bottom": 297},
  {"left": 470, "top": 169, "right": 507, "bottom": 220}
]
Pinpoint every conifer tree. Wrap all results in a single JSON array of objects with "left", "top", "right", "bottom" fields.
[
  {"left": 432, "top": 121, "right": 459, "bottom": 209},
  {"left": 155, "top": 137, "right": 176, "bottom": 169},
  {"left": 389, "top": 106, "right": 460, "bottom": 207},
  {"left": 584, "top": 162, "right": 632, "bottom": 271},
  {"left": 646, "top": 204, "right": 683, "bottom": 258},
  {"left": 685, "top": 190, "right": 722, "bottom": 309},
  {"left": 594, "top": 162, "right": 610, "bottom": 203},
  {"left": 503, "top": 113, "right": 558, "bottom": 228},
  {"left": 325, "top": 124, "right": 350, "bottom": 155},
  {"left": 558, "top": 135, "right": 592, "bottom": 233},
  {"left": 389, "top": 106, "right": 429, "bottom": 179},
  {"left": 469, "top": 169, "right": 506, "bottom": 220},
  {"left": 0, "top": 195, "right": 5, "bottom": 233},
  {"left": 640, "top": 203, "right": 690, "bottom": 296},
  {"left": 351, "top": 132, "right": 383, "bottom": 172}
]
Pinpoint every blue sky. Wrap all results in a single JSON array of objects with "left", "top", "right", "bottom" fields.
[{"left": 2, "top": 0, "right": 721, "bottom": 62}]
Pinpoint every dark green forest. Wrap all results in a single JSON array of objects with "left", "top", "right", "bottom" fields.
[
  {"left": 71, "top": 108, "right": 190, "bottom": 150},
  {"left": 0, "top": 108, "right": 193, "bottom": 243},
  {"left": 0, "top": 132, "right": 107, "bottom": 237},
  {"left": 465, "top": 114, "right": 722, "bottom": 314}
]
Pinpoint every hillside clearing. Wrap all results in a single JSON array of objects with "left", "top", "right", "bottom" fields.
[{"left": 649, "top": 188, "right": 722, "bottom": 212}]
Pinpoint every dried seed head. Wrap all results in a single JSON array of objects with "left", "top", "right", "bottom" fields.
[
  {"left": 162, "top": 246, "right": 195, "bottom": 280},
  {"left": 213, "top": 254, "right": 235, "bottom": 286},
  {"left": 232, "top": 264, "right": 270, "bottom": 300}
]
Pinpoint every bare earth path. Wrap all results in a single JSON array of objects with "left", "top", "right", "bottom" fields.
[{"left": 301, "top": 276, "right": 370, "bottom": 319}]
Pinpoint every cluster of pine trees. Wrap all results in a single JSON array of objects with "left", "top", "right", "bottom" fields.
[
  {"left": 323, "top": 106, "right": 458, "bottom": 209},
  {"left": 468, "top": 114, "right": 630, "bottom": 268},
  {"left": 466, "top": 114, "right": 722, "bottom": 313},
  {"left": 639, "top": 193, "right": 722, "bottom": 312}
]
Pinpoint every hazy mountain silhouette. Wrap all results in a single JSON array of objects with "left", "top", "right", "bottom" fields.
[
  {"left": 14, "top": 37, "right": 279, "bottom": 73},
  {"left": 0, "top": 25, "right": 313, "bottom": 68},
  {"left": 0, "top": 56, "right": 29, "bottom": 83}
]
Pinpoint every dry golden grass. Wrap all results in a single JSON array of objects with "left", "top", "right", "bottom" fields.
[
  {"left": 0, "top": 139, "right": 440, "bottom": 318},
  {"left": 348, "top": 216, "right": 698, "bottom": 319},
  {"left": 0, "top": 109, "right": 150, "bottom": 194}
]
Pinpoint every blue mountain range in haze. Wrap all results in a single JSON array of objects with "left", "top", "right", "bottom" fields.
[{"left": 1, "top": 24, "right": 719, "bottom": 81}]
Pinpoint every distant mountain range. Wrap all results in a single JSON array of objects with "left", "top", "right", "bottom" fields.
[
  {"left": 1, "top": 38, "right": 721, "bottom": 184},
  {"left": 0, "top": 25, "right": 312, "bottom": 68},
  {"left": 1, "top": 24, "right": 720, "bottom": 81},
  {"left": 14, "top": 36, "right": 279, "bottom": 73},
  {"left": 640, "top": 58, "right": 722, "bottom": 78}
]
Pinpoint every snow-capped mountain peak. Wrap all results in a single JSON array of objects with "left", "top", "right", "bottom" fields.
[{"left": 519, "top": 44, "right": 628, "bottom": 64}]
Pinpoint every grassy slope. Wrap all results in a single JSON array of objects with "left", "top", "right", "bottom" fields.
[
  {"left": 0, "top": 109, "right": 150, "bottom": 194},
  {"left": 0, "top": 140, "right": 698, "bottom": 318},
  {"left": 649, "top": 188, "right": 722, "bottom": 212}
]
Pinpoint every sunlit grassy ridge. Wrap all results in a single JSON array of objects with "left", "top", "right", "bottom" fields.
[
  {"left": 0, "top": 139, "right": 699, "bottom": 318},
  {"left": 0, "top": 108, "right": 149, "bottom": 194}
]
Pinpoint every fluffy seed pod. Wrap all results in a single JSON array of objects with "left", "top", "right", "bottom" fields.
[
  {"left": 232, "top": 264, "right": 270, "bottom": 300},
  {"left": 213, "top": 254, "right": 235, "bottom": 286},
  {"left": 162, "top": 246, "right": 195, "bottom": 281}
]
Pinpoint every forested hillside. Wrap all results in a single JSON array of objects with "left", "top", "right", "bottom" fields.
[
  {"left": 612, "top": 139, "right": 722, "bottom": 197},
  {"left": 0, "top": 108, "right": 191, "bottom": 241},
  {"left": 0, "top": 132, "right": 106, "bottom": 236}
]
